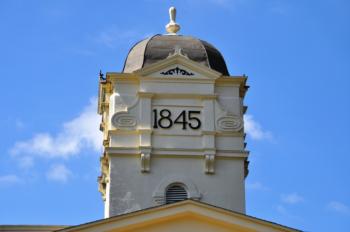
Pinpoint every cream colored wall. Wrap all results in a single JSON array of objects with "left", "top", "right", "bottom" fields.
[
  {"left": 100, "top": 56, "right": 249, "bottom": 217},
  {"left": 108, "top": 156, "right": 246, "bottom": 216}
]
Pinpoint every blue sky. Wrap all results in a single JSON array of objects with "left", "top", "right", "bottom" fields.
[{"left": 0, "top": 0, "right": 349, "bottom": 231}]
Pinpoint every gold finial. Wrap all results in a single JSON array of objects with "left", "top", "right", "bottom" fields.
[{"left": 166, "top": 7, "right": 180, "bottom": 34}]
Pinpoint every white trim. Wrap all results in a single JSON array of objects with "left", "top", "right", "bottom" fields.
[{"left": 134, "top": 54, "right": 222, "bottom": 79}]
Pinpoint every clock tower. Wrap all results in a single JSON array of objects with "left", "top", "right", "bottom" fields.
[{"left": 97, "top": 7, "right": 249, "bottom": 218}]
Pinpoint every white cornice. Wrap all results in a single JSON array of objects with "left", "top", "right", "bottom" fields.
[{"left": 105, "top": 147, "right": 248, "bottom": 158}]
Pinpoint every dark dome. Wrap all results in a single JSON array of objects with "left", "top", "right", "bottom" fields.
[{"left": 122, "top": 34, "right": 229, "bottom": 76}]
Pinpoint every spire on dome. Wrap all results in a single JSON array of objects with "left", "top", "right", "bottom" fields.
[{"left": 166, "top": 7, "right": 180, "bottom": 34}]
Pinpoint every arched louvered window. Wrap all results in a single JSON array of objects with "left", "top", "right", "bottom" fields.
[{"left": 165, "top": 184, "right": 188, "bottom": 204}]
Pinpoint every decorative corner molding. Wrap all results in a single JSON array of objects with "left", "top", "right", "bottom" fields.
[
  {"left": 160, "top": 66, "right": 194, "bottom": 76},
  {"left": 137, "top": 92, "right": 154, "bottom": 98},
  {"left": 205, "top": 154, "right": 215, "bottom": 174},
  {"left": 244, "top": 158, "right": 249, "bottom": 178},
  {"left": 111, "top": 112, "right": 137, "bottom": 130},
  {"left": 103, "top": 139, "right": 109, "bottom": 147},
  {"left": 167, "top": 45, "right": 189, "bottom": 58},
  {"left": 140, "top": 153, "right": 151, "bottom": 173},
  {"left": 216, "top": 115, "right": 243, "bottom": 132},
  {"left": 100, "top": 156, "right": 109, "bottom": 174},
  {"left": 98, "top": 155, "right": 109, "bottom": 201},
  {"left": 98, "top": 175, "right": 106, "bottom": 201},
  {"left": 99, "top": 122, "right": 105, "bottom": 132}
]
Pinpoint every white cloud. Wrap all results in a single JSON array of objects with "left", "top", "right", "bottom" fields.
[
  {"left": 10, "top": 98, "right": 102, "bottom": 159},
  {"left": 0, "top": 175, "right": 21, "bottom": 185},
  {"left": 93, "top": 26, "right": 154, "bottom": 49},
  {"left": 327, "top": 201, "right": 350, "bottom": 214},
  {"left": 18, "top": 156, "right": 34, "bottom": 169},
  {"left": 281, "top": 193, "right": 304, "bottom": 204},
  {"left": 244, "top": 114, "right": 273, "bottom": 140},
  {"left": 95, "top": 27, "right": 141, "bottom": 48},
  {"left": 246, "top": 181, "right": 269, "bottom": 191},
  {"left": 276, "top": 204, "right": 288, "bottom": 214},
  {"left": 46, "top": 164, "right": 72, "bottom": 183}
]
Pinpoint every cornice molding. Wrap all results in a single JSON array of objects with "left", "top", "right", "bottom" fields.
[
  {"left": 134, "top": 53, "right": 222, "bottom": 79},
  {"left": 107, "top": 129, "right": 244, "bottom": 137},
  {"left": 106, "top": 147, "right": 248, "bottom": 158}
]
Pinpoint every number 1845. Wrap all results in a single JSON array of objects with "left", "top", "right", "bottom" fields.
[{"left": 153, "top": 109, "right": 201, "bottom": 130}]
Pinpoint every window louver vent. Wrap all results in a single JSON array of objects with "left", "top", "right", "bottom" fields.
[{"left": 165, "top": 185, "right": 188, "bottom": 204}]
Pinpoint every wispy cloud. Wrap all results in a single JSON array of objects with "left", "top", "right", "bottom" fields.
[
  {"left": 327, "top": 201, "right": 350, "bottom": 214},
  {"left": 246, "top": 181, "right": 269, "bottom": 191},
  {"left": 94, "top": 26, "right": 150, "bottom": 48},
  {"left": 244, "top": 114, "right": 273, "bottom": 141},
  {"left": 72, "top": 48, "right": 95, "bottom": 56},
  {"left": 276, "top": 193, "right": 304, "bottom": 217},
  {"left": 187, "top": 0, "right": 240, "bottom": 8},
  {"left": 18, "top": 156, "right": 34, "bottom": 169},
  {"left": 208, "top": 0, "right": 230, "bottom": 6},
  {"left": 276, "top": 204, "right": 288, "bottom": 215},
  {"left": 276, "top": 204, "right": 303, "bottom": 220},
  {"left": 0, "top": 175, "right": 21, "bottom": 186},
  {"left": 10, "top": 98, "right": 102, "bottom": 160},
  {"left": 15, "top": 119, "right": 25, "bottom": 130},
  {"left": 281, "top": 193, "right": 304, "bottom": 204},
  {"left": 269, "top": 1, "right": 290, "bottom": 15},
  {"left": 46, "top": 164, "right": 72, "bottom": 183}
]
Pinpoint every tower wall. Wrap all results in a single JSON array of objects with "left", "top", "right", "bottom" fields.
[
  {"left": 107, "top": 156, "right": 246, "bottom": 216},
  {"left": 98, "top": 59, "right": 248, "bottom": 218}
]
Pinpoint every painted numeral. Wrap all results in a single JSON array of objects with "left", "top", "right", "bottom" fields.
[{"left": 153, "top": 109, "right": 201, "bottom": 130}]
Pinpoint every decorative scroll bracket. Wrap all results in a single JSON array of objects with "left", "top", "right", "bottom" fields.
[
  {"left": 204, "top": 154, "right": 215, "bottom": 174},
  {"left": 111, "top": 112, "right": 137, "bottom": 130},
  {"left": 160, "top": 66, "right": 194, "bottom": 76},
  {"left": 216, "top": 114, "right": 243, "bottom": 132},
  {"left": 140, "top": 152, "right": 151, "bottom": 173}
]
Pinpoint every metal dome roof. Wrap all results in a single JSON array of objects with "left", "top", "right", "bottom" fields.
[{"left": 122, "top": 34, "right": 230, "bottom": 76}]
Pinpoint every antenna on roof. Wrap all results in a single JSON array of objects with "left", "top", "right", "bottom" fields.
[{"left": 99, "top": 69, "right": 105, "bottom": 81}]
